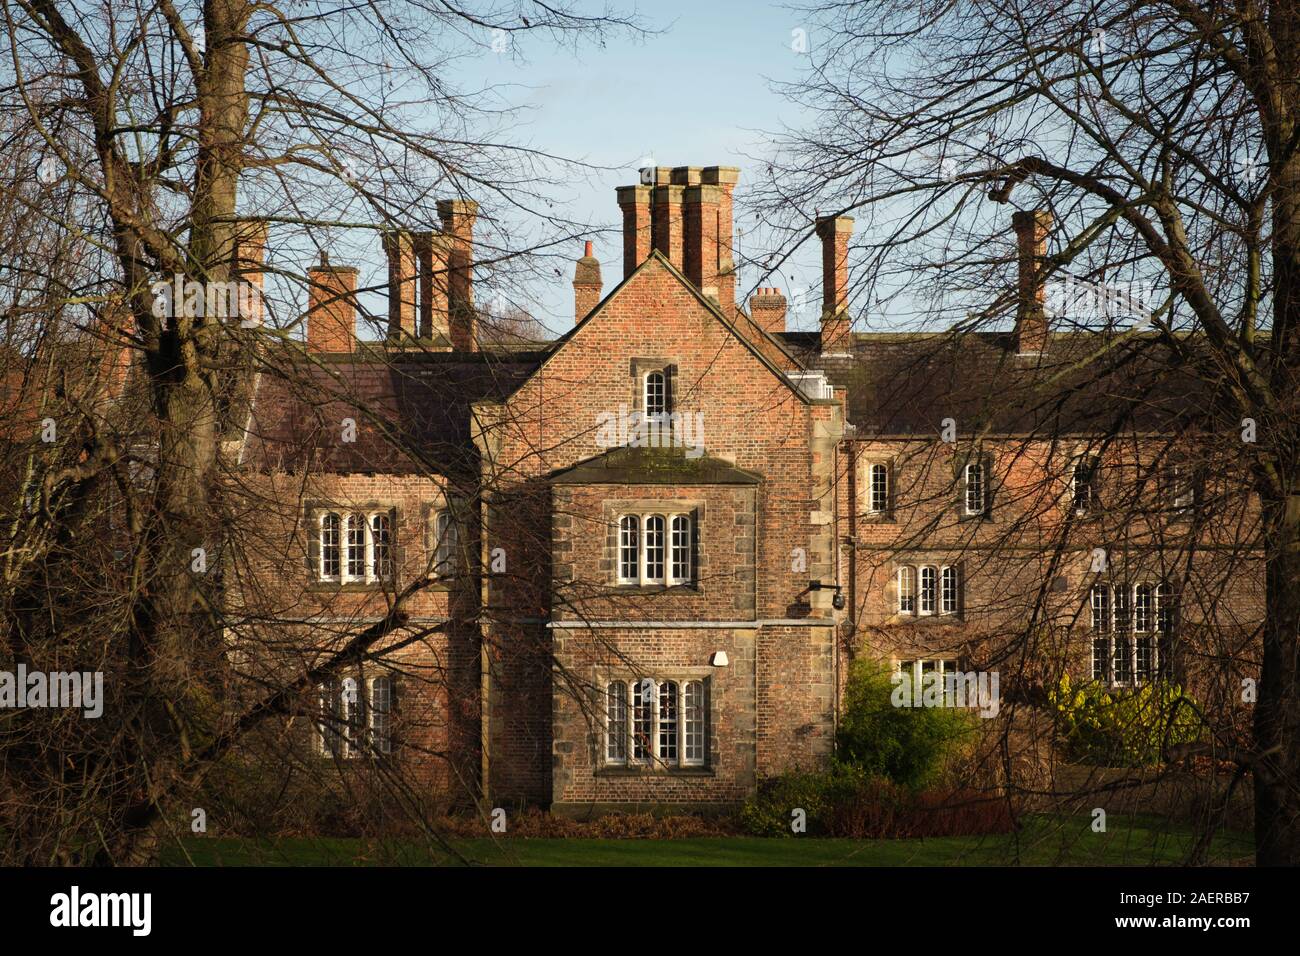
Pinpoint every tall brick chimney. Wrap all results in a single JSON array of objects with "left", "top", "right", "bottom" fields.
[
  {"left": 231, "top": 220, "right": 267, "bottom": 327},
  {"left": 702, "top": 166, "right": 740, "bottom": 314},
  {"left": 1013, "top": 209, "right": 1053, "bottom": 356},
  {"left": 307, "top": 257, "right": 358, "bottom": 353},
  {"left": 617, "top": 184, "right": 652, "bottom": 279},
  {"left": 438, "top": 199, "right": 478, "bottom": 351},
  {"left": 816, "top": 215, "right": 854, "bottom": 354},
  {"left": 749, "top": 287, "right": 788, "bottom": 335},
  {"left": 681, "top": 168, "right": 721, "bottom": 302},
  {"left": 652, "top": 177, "right": 685, "bottom": 272},
  {"left": 383, "top": 229, "right": 418, "bottom": 341},
  {"left": 573, "top": 240, "right": 602, "bottom": 323}
]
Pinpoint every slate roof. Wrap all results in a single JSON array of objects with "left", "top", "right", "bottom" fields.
[
  {"left": 782, "top": 330, "right": 1218, "bottom": 437},
  {"left": 241, "top": 347, "right": 541, "bottom": 474}
]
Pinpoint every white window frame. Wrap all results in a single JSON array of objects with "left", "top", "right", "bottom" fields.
[
  {"left": 317, "top": 675, "right": 395, "bottom": 759},
  {"left": 896, "top": 658, "right": 959, "bottom": 705},
  {"left": 897, "top": 566, "right": 916, "bottom": 614},
  {"left": 433, "top": 508, "right": 457, "bottom": 578},
  {"left": 918, "top": 566, "right": 937, "bottom": 616},
  {"left": 940, "top": 565, "right": 959, "bottom": 615},
  {"left": 1071, "top": 455, "right": 1097, "bottom": 515},
  {"left": 643, "top": 370, "right": 667, "bottom": 420},
  {"left": 605, "top": 677, "right": 707, "bottom": 768},
  {"left": 1090, "top": 583, "right": 1170, "bottom": 687},
  {"left": 964, "top": 461, "right": 985, "bottom": 516},
  {"left": 617, "top": 515, "right": 640, "bottom": 585},
  {"left": 897, "top": 564, "right": 962, "bottom": 617},
  {"left": 369, "top": 675, "right": 393, "bottom": 755},
  {"left": 616, "top": 512, "right": 693, "bottom": 586},
  {"left": 866, "top": 462, "right": 889, "bottom": 514},
  {"left": 318, "top": 509, "right": 394, "bottom": 584}
]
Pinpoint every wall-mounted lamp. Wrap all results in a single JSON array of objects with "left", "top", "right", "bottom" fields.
[
  {"left": 710, "top": 651, "right": 729, "bottom": 667},
  {"left": 808, "top": 580, "right": 847, "bottom": 611}
]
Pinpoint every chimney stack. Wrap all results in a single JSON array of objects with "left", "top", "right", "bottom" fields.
[
  {"left": 816, "top": 215, "right": 855, "bottom": 354},
  {"left": 383, "top": 229, "right": 418, "bottom": 341},
  {"left": 680, "top": 166, "right": 721, "bottom": 302},
  {"left": 1012, "top": 209, "right": 1053, "bottom": 356},
  {"left": 231, "top": 220, "right": 268, "bottom": 327},
  {"left": 652, "top": 176, "right": 685, "bottom": 272},
  {"left": 307, "top": 257, "right": 358, "bottom": 353},
  {"left": 702, "top": 166, "right": 740, "bottom": 315},
  {"left": 573, "top": 240, "right": 602, "bottom": 323},
  {"left": 617, "top": 184, "right": 653, "bottom": 279},
  {"left": 749, "top": 287, "right": 788, "bottom": 335},
  {"left": 616, "top": 165, "right": 741, "bottom": 307},
  {"left": 438, "top": 199, "right": 478, "bottom": 351}
]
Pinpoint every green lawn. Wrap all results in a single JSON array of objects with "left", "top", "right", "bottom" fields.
[{"left": 163, "top": 814, "right": 1253, "bottom": 866}]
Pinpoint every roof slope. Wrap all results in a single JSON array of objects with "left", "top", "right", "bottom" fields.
[{"left": 241, "top": 348, "right": 539, "bottom": 474}]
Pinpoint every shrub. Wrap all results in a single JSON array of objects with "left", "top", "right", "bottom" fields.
[
  {"left": 739, "top": 767, "right": 1014, "bottom": 838},
  {"left": 1048, "top": 673, "right": 1204, "bottom": 766},
  {"left": 836, "top": 658, "right": 978, "bottom": 789}
]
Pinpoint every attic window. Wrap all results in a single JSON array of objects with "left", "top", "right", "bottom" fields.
[{"left": 644, "top": 370, "right": 667, "bottom": 419}]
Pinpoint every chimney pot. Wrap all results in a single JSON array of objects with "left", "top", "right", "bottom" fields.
[
  {"left": 749, "top": 286, "right": 788, "bottom": 335},
  {"left": 573, "top": 240, "right": 603, "bottom": 324}
]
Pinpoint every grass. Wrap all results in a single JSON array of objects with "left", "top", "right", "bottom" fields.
[{"left": 162, "top": 814, "right": 1253, "bottom": 867}]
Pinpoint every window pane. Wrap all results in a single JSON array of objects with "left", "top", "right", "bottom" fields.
[
  {"left": 321, "top": 513, "right": 340, "bottom": 579},
  {"left": 684, "top": 681, "right": 705, "bottom": 765},
  {"left": 645, "top": 371, "right": 666, "bottom": 418},
  {"left": 370, "top": 676, "right": 393, "bottom": 754},
  {"left": 619, "top": 515, "right": 639, "bottom": 583},
  {"left": 340, "top": 676, "right": 362, "bottom": 757},
  {"left": 919, "top": 566, "right": 936, "bottom": 614},
  {"left": 897, "top": 566, "right": 915, "bottom": 613},
  {"left": 1113, "top": 586, "right": 1130, "bottom": 633},
  {"left": 869, "top": 464, "right": 888, "bottom": 513},
  {"left": 371, "top": 513, "right": 392, "bottom": 581},
  {"left": 434, "top": 510, "right": 456, "bottom": 577},
  {"left": 644, "top": 516, "right": 665, "bottom": 583},
  {"left": 940, "top": 566, "right": 959, "bottom": 614},
  {"left": 1113, "top": 635, "right": 1133, "bottom": 683},
  {"left": 632, "top": 679, "right": 654, "bottom": 760},
  {"left": 606, "top": 682, "right": 628, "bottom": 762},
  {"left": 670, "top": 514, "right": 691, "bottom": 583},
  {"left": 1134, "top": 585, "right": 1152, "bottom": 632},
  {"left": 1136, "top": 637, "right": 1153, "bottom": 682},
  {"left": 1072, "top": 457, "right": 1094, "bottom": 512},
  {"left": 318, "top": 679, "right": 341, "bottom": 756},
  {"left": 658, "top": 680, "right": 678, "bottom": 762},
  {"left": 1156, "top": 583, "right": 1174, "bottom": 633},
  {"left": 1091, "top": 584, "right": 1110, "bottom": 632},
  {"left": 1091, "top": 637, "right": 1108, "bottom": 682},
  {"left": 346, "top": 514, "right": 366, "bottom": 579},
  {"left": 965, "top": 462, "right": 984, "bottom": 514}
]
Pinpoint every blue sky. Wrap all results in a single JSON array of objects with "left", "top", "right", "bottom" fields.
[{"left": 450, "top": 0, "right": 828, "bottom": 334}]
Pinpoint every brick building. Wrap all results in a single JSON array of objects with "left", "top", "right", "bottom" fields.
[{"left": 236, "top": 164, "right": 1263, "bottom": 814}]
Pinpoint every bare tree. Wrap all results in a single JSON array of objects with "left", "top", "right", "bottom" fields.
[
  {"left": 0, "top": 0, "right": 642, "bottom": 865},
  {"left": 747, "top": 0, "right": 1296, "bottom": 864}
]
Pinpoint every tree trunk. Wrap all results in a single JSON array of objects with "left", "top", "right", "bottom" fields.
[{"left": 1254, "top": 489, "right": 1300, "bottom": 865}]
